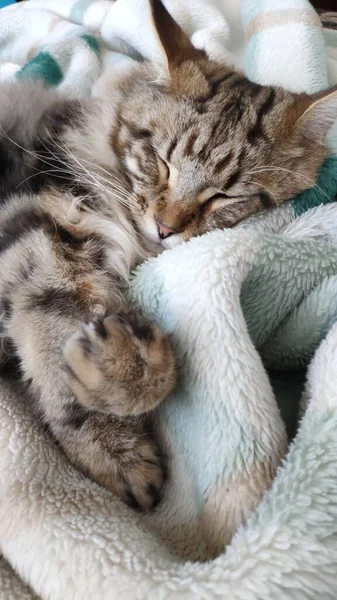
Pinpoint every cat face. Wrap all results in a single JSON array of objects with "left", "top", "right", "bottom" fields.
[{"left": 108, "top": 0, "right": 337, "bottom": 248}]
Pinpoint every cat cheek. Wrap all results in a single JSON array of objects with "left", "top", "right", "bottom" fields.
[
  {"left": 136, "top": 195, "right": 149, "bottom": 213},
  {"left": 182, "top": 221, "right": 199, "bottom": 241},
  {"left": 197, "top": 212, "right": 218, "bottom": 235}
]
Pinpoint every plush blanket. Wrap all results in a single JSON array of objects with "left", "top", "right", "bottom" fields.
[{"left": 0, "top": 0, "right": 337, "bottom": 598}]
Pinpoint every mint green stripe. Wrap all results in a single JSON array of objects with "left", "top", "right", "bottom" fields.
[
  {"left": 18, "top": 52, "right": 63, "bottom": 87},
  {"left": 292, "top": 156, "right": 337, "bottom": 217},
  {"left": 80, "top": 34, "right": 100, "bottom": 55},
  {"left": 70, "top": 0, "right": 95, "bottom": 23}
]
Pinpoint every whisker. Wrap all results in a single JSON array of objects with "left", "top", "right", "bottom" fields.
[
  {"left": 36, "top": 135, "right": 132, "bottom": 209},
  {"left": 0, "top": 126, "right": 54, "bottom": 165},
  {"left": 250, "top": 179, "right": 278, "bottom": 206},
  {"left": 16, "top": 168, "right": 73, "bottom": 189},
  {"left": 51, "top": 135, "right": 138, "bottom": 211},
  {"left": 50, "top": 133, "right": 137, "bottom": 198},
  {"left": 0, "top": 124, "right": 141, "bottom": 216},
  {"left": 248, "top": 165, "right": 330, "bottom": 201}
]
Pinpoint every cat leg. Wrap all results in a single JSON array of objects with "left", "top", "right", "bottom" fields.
[
  {"left": 59, "top": 310, "right": 176, "bottom": 509},
  {"left": 3, "top": 255, "right": 175, "bottom": 509},
  {"left": 9, "top": 304, "right": 174, "bottom": 509},
  {"left": 57, "top": 412, "right": 166, "bottom": 509}
]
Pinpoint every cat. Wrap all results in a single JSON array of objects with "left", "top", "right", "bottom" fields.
[{"left": 0, "top": 0, "right": 336, "bottom": 510}]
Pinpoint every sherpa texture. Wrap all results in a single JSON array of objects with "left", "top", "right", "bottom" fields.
[
  {"left": 0, "top": 0, "right": 337, "bottom": 598},
  {"left": 2, "top": 205, "right": 337, "bottom": 599}
]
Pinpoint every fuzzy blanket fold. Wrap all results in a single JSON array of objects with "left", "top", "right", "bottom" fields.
[{"left": 0, "top": 0, "right": 337, "bottom": 598}]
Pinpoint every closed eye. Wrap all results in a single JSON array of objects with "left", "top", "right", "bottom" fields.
[
  {"left": 201, "top": 192, "right": 230, "bottom": 211},
  {"left": 206, "top": 193, "right": 230, "bottom": 202},
  {"left": 158, "top": 157, "right": 170, "bottom": 181}
]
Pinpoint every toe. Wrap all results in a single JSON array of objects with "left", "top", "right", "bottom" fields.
[{"left": 124, "top": 440, "right": 166, "bottom": 510}]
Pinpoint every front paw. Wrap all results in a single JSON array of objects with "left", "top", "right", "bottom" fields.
[
  {"left": 63, "top": 312, "right": 176, "bottom": 416},
  {"left": 61, "top": 414, "right": 166, "bottom": 511},
  {"left": 114, "top": 434, "right": 165, "bottom": 510}
]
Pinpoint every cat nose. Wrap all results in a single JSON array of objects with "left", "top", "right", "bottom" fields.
[{"left": 155, "top": 216, "right": 177, "bottom": 240}]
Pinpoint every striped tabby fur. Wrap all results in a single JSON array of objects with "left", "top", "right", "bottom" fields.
[{"left": 0, "top": 0, "right": 336, "bottom": 509}]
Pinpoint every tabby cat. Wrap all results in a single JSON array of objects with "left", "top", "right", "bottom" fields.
[{"left": 0, "top": 0, "right": 336, "bottom": 510}]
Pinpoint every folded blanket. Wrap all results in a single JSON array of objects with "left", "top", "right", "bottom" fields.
[
  {"left": 0, "top": 0, "right": 337, "bottom": 598},
  {"left": 0, "top": 0, "right": 335, "bottom": 92}
]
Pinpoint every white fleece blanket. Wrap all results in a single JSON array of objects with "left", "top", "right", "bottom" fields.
[
  {"left": 1, "top": 0, "right": 337, "bottom": 598},
  {"left": 2, "top": 205, "right": 337, "bottom": 599}
]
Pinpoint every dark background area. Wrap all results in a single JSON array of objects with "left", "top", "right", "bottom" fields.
[
  {"left": 12, "top": 0, "right": 337, "bottom": 10},
  {"left": 12, "top": 0, "right": 337, "bottom": 7},
  {"left": 313, "top": 1, "right": 336, "bottom": 9}
]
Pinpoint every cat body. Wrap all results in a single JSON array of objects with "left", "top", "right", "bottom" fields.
[{"left": 0, "top": 0, "right": 336, "bottom": 509}]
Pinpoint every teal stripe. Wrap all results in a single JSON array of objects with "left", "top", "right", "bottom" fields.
[
  {"left": 292, "top": 156, "right": 337, "bottom": 217},
  {"left": 18, "top": 52, "right": 63, "bottom": 87},
  {"left": 70, "top": 0, "right": 95, "bottom": 23},
  {"left": 80, "top": 34, "right": 100, "bottom": 55}
]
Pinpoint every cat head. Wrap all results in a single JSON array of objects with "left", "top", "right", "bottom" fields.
[{"left": 105, "top": 0, "right": 337, "bottom": 248}]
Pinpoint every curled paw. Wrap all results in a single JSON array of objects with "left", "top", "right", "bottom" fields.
[
  {"left": 115, "top": 435, "right": 166, "bottom": 510},
  {"left": 61, "top": 413, "right": 166, "bottom": 511},
  {"left": 63, "top": 311, "right": 176, "bottom": 416}
]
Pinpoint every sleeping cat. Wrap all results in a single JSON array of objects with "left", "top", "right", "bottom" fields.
[{"left": 0, "top": 0, "right": 336, "bottom": 510}]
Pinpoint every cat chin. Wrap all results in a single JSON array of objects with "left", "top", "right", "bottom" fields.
[{"left": 160, "top": 234, "right": 184, "bottom": 250}]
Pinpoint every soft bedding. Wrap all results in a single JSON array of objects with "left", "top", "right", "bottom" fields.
[{"left": 0, "top": 1, "right": 337, "bottom": 598}]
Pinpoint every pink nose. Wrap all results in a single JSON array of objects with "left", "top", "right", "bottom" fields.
[{"left": 155, "top": 217, "right": 177, "bottom": 240}]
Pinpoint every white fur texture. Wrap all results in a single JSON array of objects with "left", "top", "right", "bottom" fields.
[
  {"left": 130, "top": 229, "right": 287, "bottom": 560},
  {"left": 1, "top": 208, "right": 337, "bottom": 598}
]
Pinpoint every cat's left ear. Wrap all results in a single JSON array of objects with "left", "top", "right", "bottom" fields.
[
  {"left": 149, "top": 0, "right": 206, "bottom": 75},
  {"left": 295, "top": 85, "right": 337, "bottom": 143}
]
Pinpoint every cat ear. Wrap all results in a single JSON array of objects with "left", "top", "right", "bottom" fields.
[
  {"left": 295, "top": 85, "right": 337, "bottom": 143},
  {"left": 149, "top": 0, "right": 206, "bottom": 72}
]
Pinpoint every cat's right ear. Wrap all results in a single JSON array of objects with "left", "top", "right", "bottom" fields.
[
  {"left": 293, "top": 85, "right": 337, "bottom": 144},
  {"left": 149, "top": 0, "right": 206, "bottom": 76}
]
